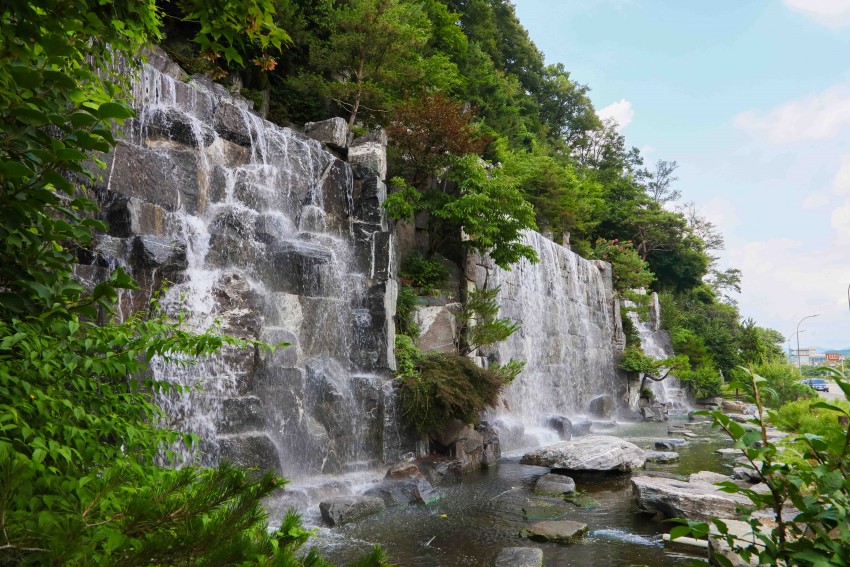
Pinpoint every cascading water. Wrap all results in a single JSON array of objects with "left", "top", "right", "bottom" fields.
[
  {"left": 471, "top": 231, "right": 625, "bottom": 449},
  {"left": 93, "top": 50, "right": 400, "bottom": 480},
  {"left": 628, "top": 293, "right": 691, "bottom": 415}
]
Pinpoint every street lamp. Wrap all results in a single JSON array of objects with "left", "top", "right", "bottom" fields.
[
  {"left": 796, "top": 314, "right": 820, "bottom": 371},
  {"left": 787, "top": 330, "right": 805, "bottom": 368}
]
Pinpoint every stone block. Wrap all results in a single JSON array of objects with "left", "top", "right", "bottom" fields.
[
  {"left": 138, "top": 107, "right": 214, "bottom": 148},
  {"left": 353, "top": 174, "right": 387, "bottom": 225},
  {"left": 587, "top": 394, "right": 614, "bottom": 419},
  {"left": 305, "top": 117, "right": 349, "bottom": 150},
  {"left": 266, "top": 241, "right": 332, "bottom": 296},
  {"left": 546, "top": 416, "right": 573, "bottom": 441},
  {"left": 108, "top": 142, "right": 197, "bottom": 212},
  {"left": 219, "top": 396, "right": 266, "bottom": 434},
  {"left": 349, "top": 142, "right": 387, "bottom": 180},
  {"left": 414, "top": 304, "right": 460, "bottom": 354},
  {"left": 217, "top": 433, "right": 280, "bottom": 473},
  {"left": 534, "top": 473, "right": 576, "bottom": 496},
  {"left": 214, "top": 102, "right": 254, "bottom": 146},
  {"left": 130, "top": 235, "right": 187, "bottom": 277},
  {"left": 319, "top": 495, "right": 385, "bottom": 527},
  {"left": 519, "top": 520, "right": 588, "bottom": 544}
]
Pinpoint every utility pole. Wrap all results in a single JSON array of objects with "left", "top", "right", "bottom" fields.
[{"left": 796, "top": 314, "right": 820, "bottom": 371}]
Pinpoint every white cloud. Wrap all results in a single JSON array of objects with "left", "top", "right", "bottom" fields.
[
  {"left": 729, "top": 237, "right": 850, "bottom": 347},
  {"left": 597, "top": 99, "right": 634, "bottom": 132},
  {"left": 733, "top": 86, "right": 850, "bottom": 144},
  {"left": 833, "top": 152, "right": 850, "bottom": 195},
  {"left": 803, "top": 192, "right": 831, "bottom": 209},
  {"left": 701, "top": 197, "right": 741, "bottom": 235},
  {"left": 783, "top": 0, "right": 850, "bottom": 27}
]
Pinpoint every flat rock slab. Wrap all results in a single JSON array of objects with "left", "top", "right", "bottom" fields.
[
  {"left": 319, "top": 495, "right": 385, "bottom": 527},
  {"left": 495, "top": 547, "right": 544, "bottom": 567},
  {"left": 520, "top": 435, "right": 646, "bottom": 472},
  {"left": 716, "top": 448, "right": 743, "bottom": 456},
  {"left": 645, "top": 451, "right": 679, "bottom": 463},
  {"left": 688, "top": 471, "right": 731, "bottom": 484},
  {"left": 669, "top": 429, "right": 698, "bottom": 438},
  {"left": 632, "top": 475, "right": 753, "bottom": 521},
  {"left": 520, "top": 520, "right": 588, "bottom": 544},
  {"left": 534, "top": 473, "right": 576, "bottom": 496}
]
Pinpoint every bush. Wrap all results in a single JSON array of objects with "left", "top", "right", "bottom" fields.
[
  {"left": 732, "top": 361, "right": 814, "bottom": 407},
  {"left": 677, "top": 362, "right": 724, "bottom": 398},
  {"left": 672, "top": 367, "right": 850, "bottom": 566},
  {"left": 395, "top": 285, "right": 420, "bottom": 337},
  {"left": 399, "top": 252, "right": 450, "bottom": 295},
  {"left": 458, "top": 287, "right": 520, "bottom": 355},
  {"left": 397, "top": 352, "right": 510, "bottom": 435},
  {"left": 773, "top": 397, "right": 850, "bottom": 444}
]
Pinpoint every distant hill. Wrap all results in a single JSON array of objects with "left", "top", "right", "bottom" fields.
[{"left": 817, "top": 348, "right": 850, "bottom": 356}]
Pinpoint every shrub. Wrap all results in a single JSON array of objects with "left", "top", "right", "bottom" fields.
[
  {"left": 732, "top": 361, "right": 814, "bottom": 407},
  {"left": 773, "top": 397, "right": 850, "bottom": 444},
  {"left": 399, "top": 252, "right": 450, "bottom": 295},
  {"left": 397, "top": 352, "right": 510, "bottom": 435},
  {"left": 395, "top": 285, "right": 420, "bottom": 337},
  {"left": 458, "top": 287, "right": 520, "bottom": 355},
  {"left": 672, "top": 367, "right": 850, "bottom": 566},
  {"left": 676, "top": 362, "right": 723, "bottom": 398}
]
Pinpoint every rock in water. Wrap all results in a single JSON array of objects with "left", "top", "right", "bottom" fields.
[
  {"left": 520, "top": 435, "right": 646, "bottom": 472},
  {"left": 645, "top": 451, "right": 679, "bottom": 463},
  {"left": 494, "top": 547, "right": 544, "bottom": 567},
  {"left": 533, "top": 473, "right": 576, "bottom": 496},
  {"left": 319, "top": 495, "right": 385, "bottom": 527},
  {"left": 587, "top": 394, "right": 614, "bottom": 419},
  {"left": 519, "top": 520, "right": 588, "bottom": 544},
  {"left": 631, "top": 475, "right": 753, "bottom": 521}
]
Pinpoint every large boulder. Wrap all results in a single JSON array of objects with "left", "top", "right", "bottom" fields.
[
  {"left": 476, "top": 421, "right": 502, "bottom": 467},
  {"left": 304, "top": 117, "right": 349, "bottom": 150},
  {"left": 519, "top": 520, "right": 588, "bottom": 544},
  {"left": 520, "top": 435, "right": 646, "bottom": 472},
  {"left": 319, "top": 495, "right": 385, "bottom": 527},
  {"left": 363, "top": 469, "right": 439, "bottom": 507},
  {"left": 494, "top": 547, "right": 544, "bottom": 567},
  {"left": 546, "top": 415, "right": 572, "bottom": 440},
  {"left": 631, "top": 475, "right": 753, "bottom": 521}
]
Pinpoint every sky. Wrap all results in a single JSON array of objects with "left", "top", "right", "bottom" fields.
[{"left": 513, "top": 0, "right": 850, "bottom": 350}]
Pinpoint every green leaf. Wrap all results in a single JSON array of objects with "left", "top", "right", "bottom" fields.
[
  {"left": 2, "top": 161, "right": 36, "bottom": 178},
  {"left": 97, "top": 102, "right": 134, "bottom": 120}
]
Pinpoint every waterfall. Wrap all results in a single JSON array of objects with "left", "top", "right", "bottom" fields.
[
  {"left": 93, "top": 51, "right": 400, "bottom": 479},
  {"left": 471, "top": 231, "right": 624, "bottom": 449},
  {"left": 629, "top": 294, "right": 691, "bottom": 415}
]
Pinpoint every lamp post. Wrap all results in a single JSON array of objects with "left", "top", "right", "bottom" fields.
[
  {"left": 796, "top": 314, "right": 820, "bottom": 371},
  {"left": 787, "top": 330, "right": 805, "bottom": 368}
]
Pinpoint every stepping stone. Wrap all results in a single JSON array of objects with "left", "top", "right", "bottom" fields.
[
  {"left": 645, "top": 451, "right": 679, "bottom": 463},
  {"left": 520, "top": 520, "right": 589, "bottom": 544},
  {"left": 495, "top": 547, "right": 544, "bottom": 567},
  {"left": 655, "top": 439, "right": 687, "bottom": 450},
  {"left": 533, "top": 473, "right": 576, "bottom": 496}
]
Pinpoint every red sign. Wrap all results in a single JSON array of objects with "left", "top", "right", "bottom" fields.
[{"left": 826, "top": 353, "right": 840, "bottom": 361}]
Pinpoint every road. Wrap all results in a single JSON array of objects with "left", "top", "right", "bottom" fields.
[{"left": 820, "top": 381, "right": 848, "bottom": 402}]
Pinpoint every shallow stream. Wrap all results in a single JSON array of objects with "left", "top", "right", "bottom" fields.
[{"left": 297, "top": 420, "right": 736, "bottom": 566}]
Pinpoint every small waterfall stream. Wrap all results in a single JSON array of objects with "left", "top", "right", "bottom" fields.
[
  {"left": 471, "top": 231, "right": 624, "bottom": 448},
  {"left": 629, "top": 294, "right": 691, "bottom": 415}
]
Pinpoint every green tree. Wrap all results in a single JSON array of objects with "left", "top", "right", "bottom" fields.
[{"left": 311, "top": 0, "right": 431, "bottom": 125}]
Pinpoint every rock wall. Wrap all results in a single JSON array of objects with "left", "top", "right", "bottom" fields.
[
  {"left": 468, "top": 231, "right": 627, "bottom": 448},
  {"left": 80, "top": 49, "right": 407, "bottom": 478}
]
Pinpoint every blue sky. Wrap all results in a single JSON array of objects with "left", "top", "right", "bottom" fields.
[{"left": 514, "top": 0, "right": 850, "bottom": 349}]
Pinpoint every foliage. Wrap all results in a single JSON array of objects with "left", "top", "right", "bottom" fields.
[
  {"left": 458, "top": 287, "right": 519, "bottom": 355},
  {"left": 399, "top": 252, "right": 450, "bottom": 295},
  {"left": 395, "top": 285, "right": 420, "bottom": 338},
  {"left": 309, "top": 0, "right": 431, "bottom": 125},
  {"left": 173, "top": 0, "right": 291, "bottom": 75},
  {"left": 731, "top": 361, "right": 814, "bottom": 408},
  {"left": 394, "top": 334, "right": 424, "bottom": 381},
  {"left": 388, "top": 91, "right": 487, "bottom": 183},
  {"left": 396, "top": 352, "right": 509, "bottom": 435},
  {"left": 592, "top": 239, "right": 653, "bottom": 294},
  {"left": 671, "top": 367, "right": 850, "bottom": 567},
  {"left": 620, "top": 307, "right": 641, "bottom": 348},
  {"left": 676, "top": 362, "right": 724, "bottom": 398},
  {"left": 773, "top": 397, "right": 850, "bottom": 446},
  {"left": 0, "top": 2, "right": 383, "bottom": 564},
  {"left": 739, "top": 318, "right": 785, "bottom": 364},
  {"left": 385, "top": 155, "right": 537, "bottom": 269}
]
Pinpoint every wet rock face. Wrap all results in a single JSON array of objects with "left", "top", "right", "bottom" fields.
[
  {"left": 85, "top": 55, "right": 403, "bottom": 476},
  {"left": 495, "top": 547, "right": 544, "bottom": 567}
]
